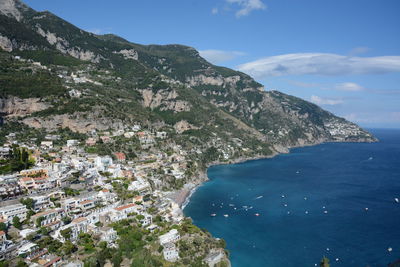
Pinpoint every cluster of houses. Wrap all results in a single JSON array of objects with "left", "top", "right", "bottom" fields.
[{"left": 0, "top": 127, "right": 199, "bottom": 266}]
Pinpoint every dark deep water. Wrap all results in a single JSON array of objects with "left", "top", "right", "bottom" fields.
[{"left": 184, "top": 129, "right": 400, "bottom": 267}]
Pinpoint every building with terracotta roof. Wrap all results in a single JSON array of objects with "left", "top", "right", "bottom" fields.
[{"left": 113, "top": 152, "right": 126, "bottom": 162}]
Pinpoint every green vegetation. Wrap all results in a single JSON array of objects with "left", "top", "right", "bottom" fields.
[
  {"left": 0, "top": 52, "right": 67, "bottom": 98},
  {"left": 0, "top": 145, "right": 34, "bottom": 175}
]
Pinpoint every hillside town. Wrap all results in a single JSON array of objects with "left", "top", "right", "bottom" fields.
[{"left": 0, "top": 125, "right": 229, "bottom": 267}]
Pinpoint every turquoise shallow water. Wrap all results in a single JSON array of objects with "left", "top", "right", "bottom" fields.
[{"left": 184, "top": 129, "right": 400, "bottom": 267}]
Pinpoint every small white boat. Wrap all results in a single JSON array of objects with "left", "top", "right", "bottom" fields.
[
  {"left": 324, "top": 210, "right": 328, "bottom": 214},
  {"left": 395, "top": 198, "right": 399, "bottom": 203},
  {"left": 255, "top": 195, "right": 263, "bottom": 199},
  {"left": 281, "top": 194, "right": 285, "bottom": 198},
  {"left": 284, "top": 203, "right": 288, "bottom": 207},
  {"left": 305, "top": 211, "right": 309, "bottom": 214},
  {"left": 365, "top": 207, "right": 369, "bottom": 211},
  {"left": 210, "top": 213, "right": 216, "bottom": 217},
  {"left": 255, "top": 213, "right": 260, "bottom": 216},
  {"left": 223, "top": 214, "right": 229, "bottom": 217}
]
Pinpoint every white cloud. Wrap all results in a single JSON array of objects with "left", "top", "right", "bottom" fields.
[
  {"left": 199, "top": 49, "right": 246, "bottom": 64},
  {"left": 310, "top": 95, "right": 343, "bottom": 106},
  {"left": 334, "top": 82, "right": 365, "bottom": 92},
  {"left": 237, "top": 53, "right": 400, "bottom": 78},
  {"left": 226, "top": 0, "right": 266, "bottom": 17},
  {"left": 344, "top": 112, "right": 400, "bottom": 125},
  {"left": 86, "top": 27, "right": 112, "bottom": 35},
  {"left": 211, "top": 7, "right": 219, "bottom": 15}
]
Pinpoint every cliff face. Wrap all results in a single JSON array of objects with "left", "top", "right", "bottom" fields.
[
  {"left": 0, "top": 97, "right": 50, "bottom": 117},
  {"left": 0, "top": 0, "right": 377, "bottom": 155}
]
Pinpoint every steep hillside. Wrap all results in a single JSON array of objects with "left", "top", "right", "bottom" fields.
[{"left": 0, "top": 0, "right": 376, "bottom": 162}]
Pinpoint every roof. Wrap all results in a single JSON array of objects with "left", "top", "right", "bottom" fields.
[
  {"left": 114, "top": 203, "right": 136, "bottom": 211},
  {"left": 79, "top": 200, "right": 93, "bottom": 205},
  {"left": 20, "top": 177, "right": 33, "bottom": 182},
  {"left": 32, "top": 209, "right": 60, "bottom": 218},
  {"left": 43, "top": 256, "right": 62, "bottom": 267},
  {"left": 0, "top": 230, "right": 5, "bottom": 236},
  {"left": 72, "top": 217, "right": 87, "bottom": 224}
]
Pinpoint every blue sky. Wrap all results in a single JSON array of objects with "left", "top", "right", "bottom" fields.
[{"left": 24, "top": 0, "right": 400, "bottom": 128}]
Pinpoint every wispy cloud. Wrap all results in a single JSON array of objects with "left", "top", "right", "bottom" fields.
[
  {"left": 86, "top": 27, "right": 112, "bottom": 35},
  {"left": 237, "top": 53, "right": 400, "bottom": 78},
  {"left": 226, "top": 0, "right": 266, "bottom": 17},
  {"left": 344, "top": 112, "right": 400, "bottom": 125},
  {"left": 199, "top": 49, "right": 246, "bottom": 64},
  {"left": 349, "top": 46, "right": 370, "bottom": 56},
  {"left": 310, "top": 95, "right": 344, "bottom": 106},
  {"left": 211, "top": 7, "right": 219, "bottom": 15},
  {"left": 333, "top": 82, "right": 365, "bottom": 92}
]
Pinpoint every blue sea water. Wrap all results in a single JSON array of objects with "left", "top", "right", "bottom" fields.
[{"left": 184, "top": 129, "right": 400, "bottom": 267}]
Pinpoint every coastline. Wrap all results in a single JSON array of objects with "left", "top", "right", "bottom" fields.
[{"left": 177, "top": 136, "right": 378, "bottom": 211}]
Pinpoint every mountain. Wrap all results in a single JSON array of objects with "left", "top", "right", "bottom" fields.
[{"left": 0, "top": 0, "right": 376, "bottom": 164}]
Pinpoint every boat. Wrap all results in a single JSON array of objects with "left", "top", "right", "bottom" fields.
[
  {"left": 255, "top": 195, "right": 263, "bottom": 199},
  {"left": 395, "top": 198, "right": 399, "bottom": 203},
  {"left": 223, "top": 214, "right": 229, "bottom": 217},
  {"left": 255, "top": 213, "right": 260, "bottom": 216},
  {"left": 210, "top": 213, "right": 216, "bottom": 217}
]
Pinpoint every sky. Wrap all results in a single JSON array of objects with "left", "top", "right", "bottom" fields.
[{"left": 24, "top": 0, "right": 400, "bottom": 128}]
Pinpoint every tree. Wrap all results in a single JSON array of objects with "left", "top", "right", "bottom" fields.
[
  {"left": 60, "top": 228, "right": 72, "bottom": 240},
  {"left": 0, "top": 222, "right": 7, "bottom": 232},
  {"left": 39, "top": 227, "right": 49, "bottom": 236},
  {"left": 111, "top": 252, "right": 122, "bottom": 267},
  {"left": 20, "top": 198, "right": 34, "bottom": 210},
  {"left": 16, "top": 261, "right": 27, "bottom": 267},
  {"left": 61, "top": 240, "right": 76, "bottom": 255},
  {"left": 12, "top": 216, "right": 22, "bottom": 229},
  {"left": 61, "top": 216, "right": 72, "bottom": 225},
  {"left": 36, "top": 216, "right": 44, "bottom": 228},
  {"left": 320, "top": 257, "right": 330, "bottom": 267}
]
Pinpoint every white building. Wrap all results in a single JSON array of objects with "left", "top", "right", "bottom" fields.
[
  {"left": 159, "top": 229, "right": 180, "bottom": 246},
  {"left": 94, "top": 156, "right": 113, "bottom": 172},
  {"left": 66, "top": 139, "right": 79, "bottom": 147},
  {"left": 204, "top": 250, "right": 225, "bottom": 267},
  {"left": 163, "top": 242, "right": 179, "bottom": 262},
  {"left": 99, "top": 227, "right": 117, "bottom": 243},
  {"left": 128, "top": 178, "right": 151, "bottom": 195},
  {"left": 31, "top": 195, "right": 52, "bottom": 212},
  {"left": 0, "top": 204, "right": 28, "bottom": 223},
  {"left": 40, "top": 141, "right": 53, "bottom": 150},
  {"left": 31, "top": 208, "right": 64, "bottom": 230},
  {"left": 139, "top": 213, "right": 152, "bottom": 226},
  {"left": 53, "top": 217, "right": 89, "bottom": 242}
]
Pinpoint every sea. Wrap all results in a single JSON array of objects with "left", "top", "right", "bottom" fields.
[{"left": 184, "top": 129, "right": 400, "bottom": 267}]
